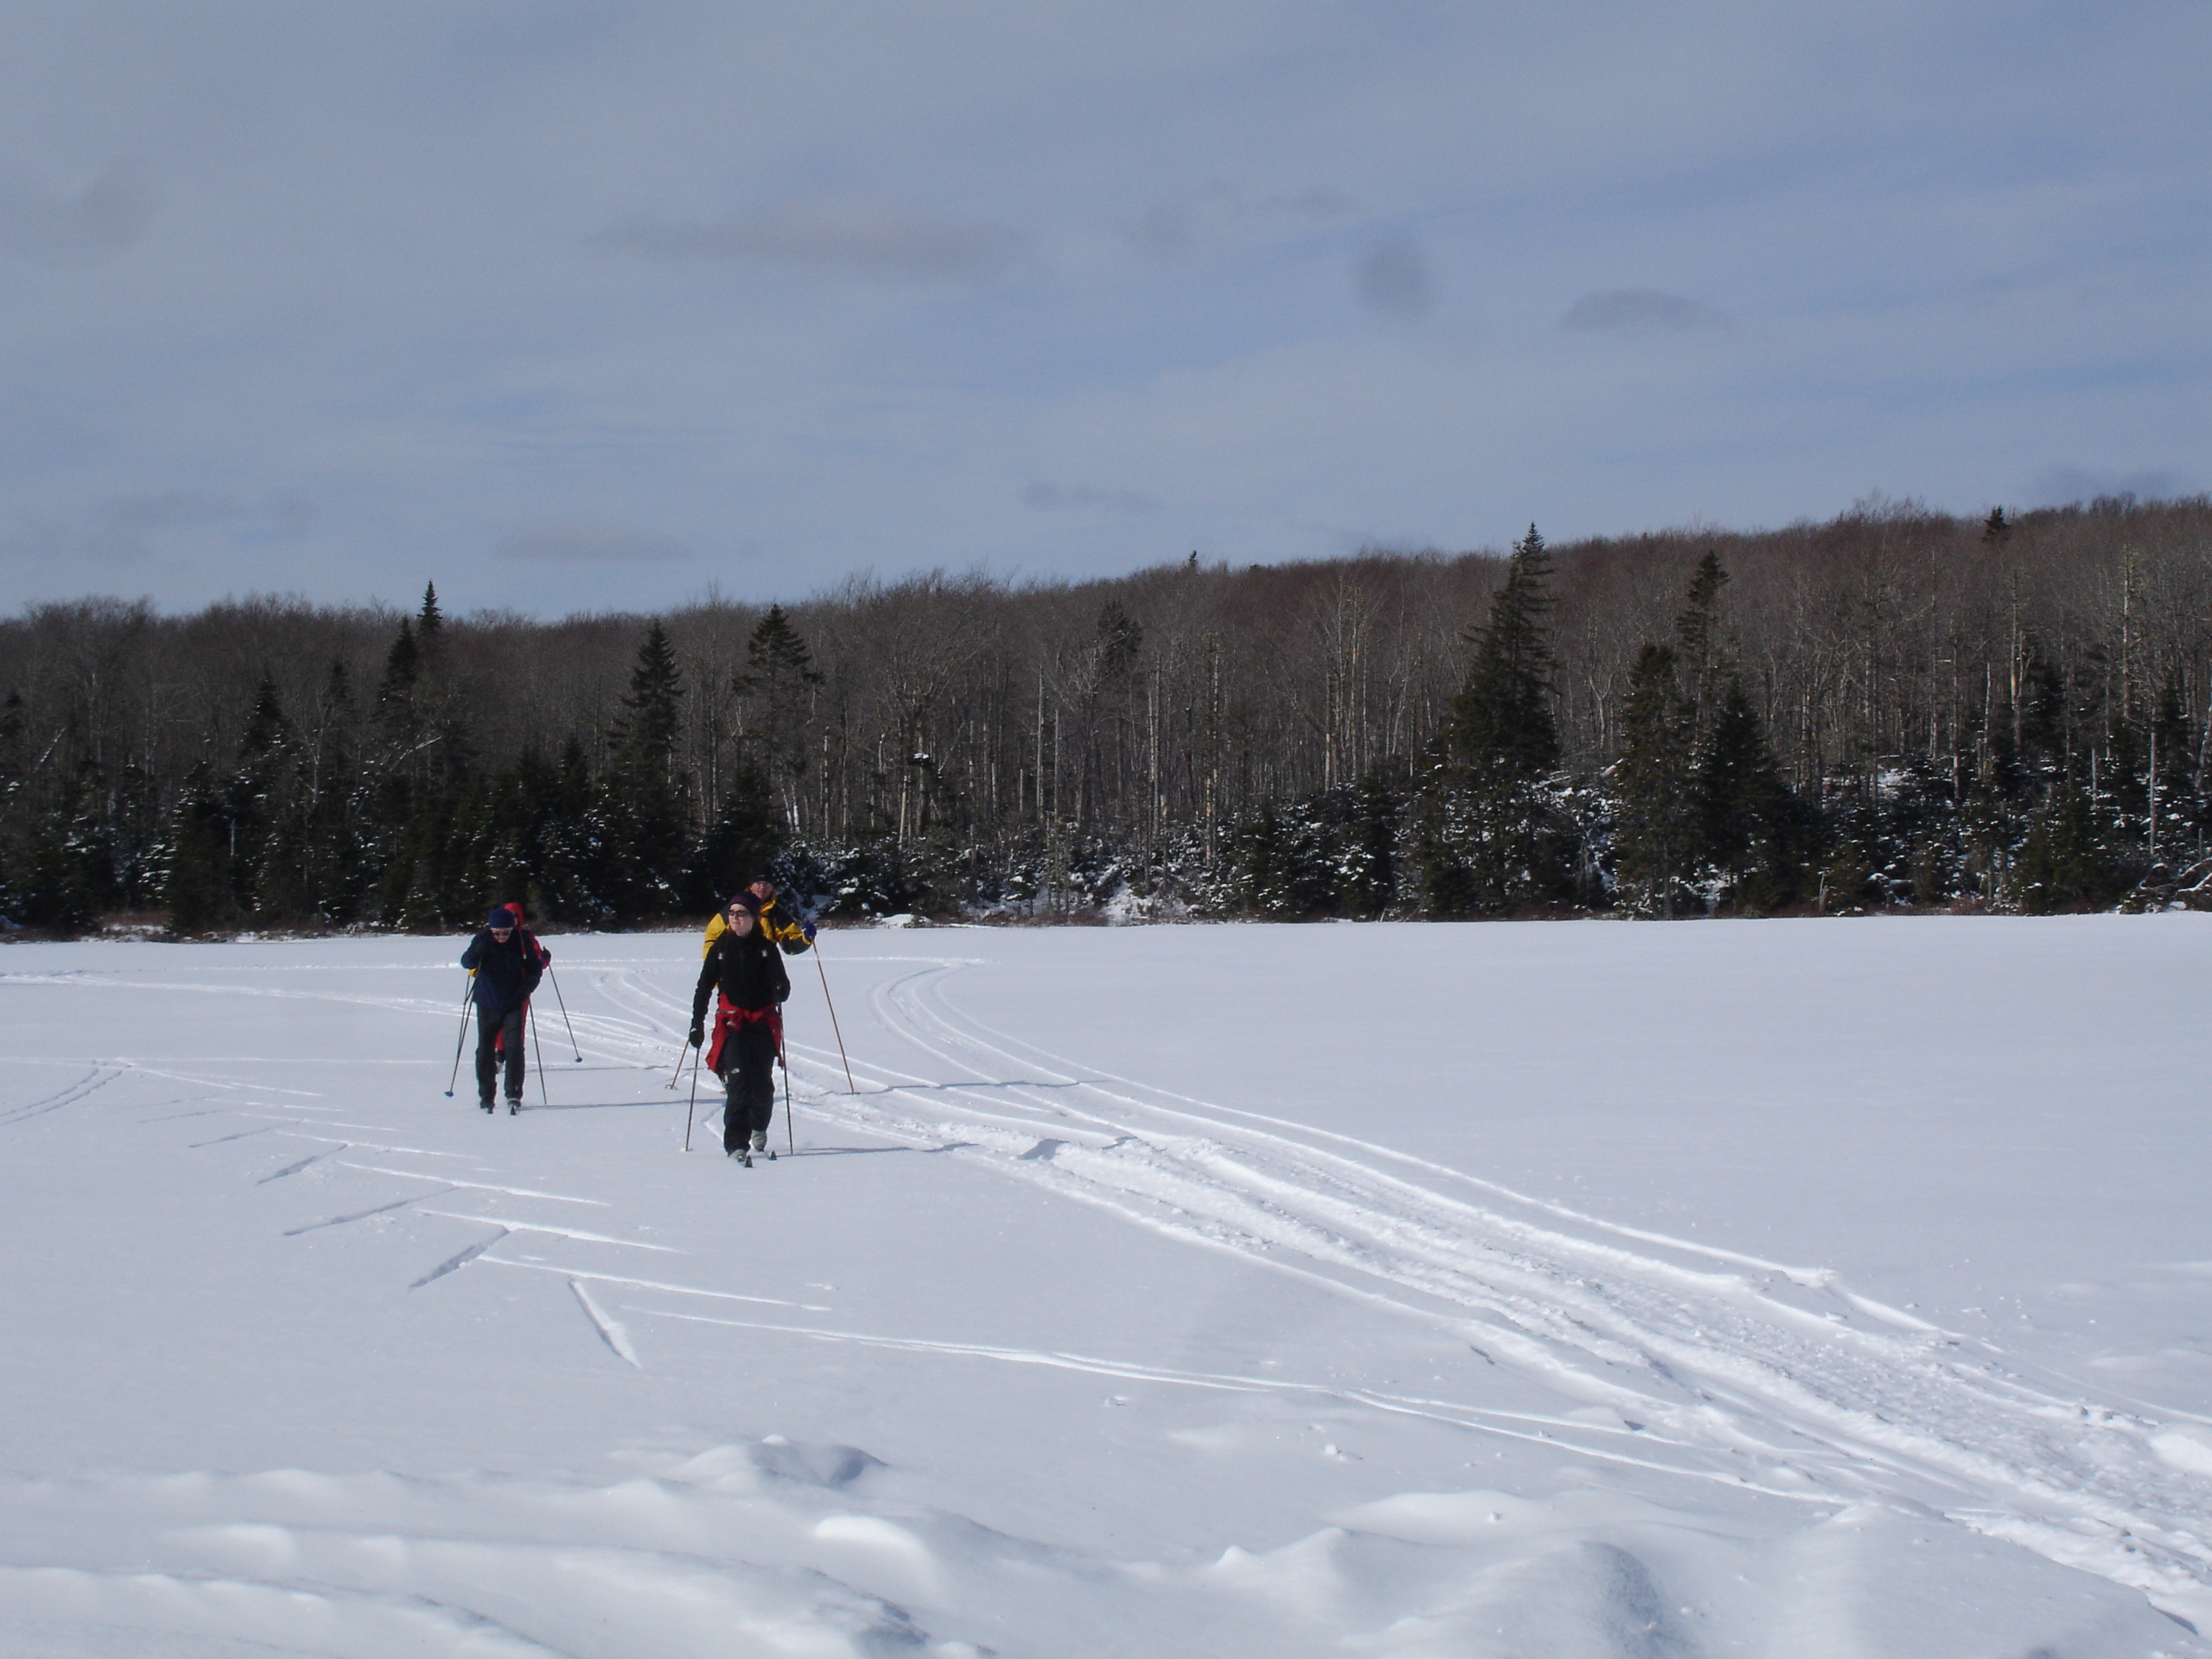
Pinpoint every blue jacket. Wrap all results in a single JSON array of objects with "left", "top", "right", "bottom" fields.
[{"left": 461, "top": 929, "right": 542, "bottom": 1015}]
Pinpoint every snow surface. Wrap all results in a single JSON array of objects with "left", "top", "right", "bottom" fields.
[{"left": 3, "top": 914, "right": 2211, "bottom": 1656}]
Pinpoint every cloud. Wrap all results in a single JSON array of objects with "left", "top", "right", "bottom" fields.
[
  {"left": 1560, "top": 289, "right": 1727, "bottom": 334},
  {"left": 0, "top": 165, "right": 159, "bottom": 267},
  {"left": 1120, "top": 184, "right": 1357, "bottom": 258},
  {"left": 1, "top": 490, "right": 239, "bottom": 564},
  {"left": 1023, "top": 482, "right": 1156, "bottom": 513},
  {"left": 593, "top": 195, "right": 1025, "bottom": 282},
  {"left": 2024, "top": 464, "right": 2195, "bottom": 508},
  {"left": 496, "top": 523, "right": 689, "bottom": 565},
  {"left": 1354, "top": 238, "right": 1434, "bottom": 320}
]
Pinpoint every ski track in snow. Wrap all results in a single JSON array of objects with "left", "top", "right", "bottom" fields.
[
  {"left": 135, "top": 949, "right": 2212, "bottom": 1617},
  {"left": 739, "top": 952, "right": 2212, "bottom": 1622}
]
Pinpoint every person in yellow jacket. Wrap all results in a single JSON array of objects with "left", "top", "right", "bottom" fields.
[{"left": 701, "top": 877, "right": 814, "bottom": 958}]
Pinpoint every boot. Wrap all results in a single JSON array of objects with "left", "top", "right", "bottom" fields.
[{"left": 750, "top": 1130, "right": 767, "bottom": 1153}]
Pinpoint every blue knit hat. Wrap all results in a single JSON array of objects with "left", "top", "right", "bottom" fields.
[{"left": 487, "top": 906, "right": 517, "bottom": 929}]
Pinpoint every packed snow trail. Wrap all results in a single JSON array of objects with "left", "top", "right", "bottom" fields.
[{"left": 738, "top": 951, "right": 2212, "bottom": 1625}]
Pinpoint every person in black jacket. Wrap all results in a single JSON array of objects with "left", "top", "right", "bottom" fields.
[
  {"left": 690, "top": 893, "right": 791, "bottom": 1163},
  {"left": 461, "top": 905, "right": 543, "bottom": 1112}
]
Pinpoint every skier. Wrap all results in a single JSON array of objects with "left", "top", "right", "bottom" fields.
[
  {"left": 461, "top": 904, "right": 541, "bottom": 1112},
  {"left": 699, "top": 876, "right": 815, "bottom": 958},
  {"left": 689, "top": 893, "right": 790, "bottom": 1164}
]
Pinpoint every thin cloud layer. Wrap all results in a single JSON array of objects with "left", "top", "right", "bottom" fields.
[
  {"left": 3, "top": 492, "right": 240, "bottom": 565},
  {"left": 2026, "top": 464, "right": 2195, "bottom": 508},
  {"left": 497, "top": 524, "right": 688, "bottom": 565},
  {"left": 0, "top": 165, "right": 158, "bottom": 267},
  {"left": 1120, "top": 184, "right": 1356, "bottom": 259},
  {"left": 1354, "top": 238, "right": 1434, "bottom": 320},
  {"left": 1560, "top": 289, "right": 1727, "bottom": 334},
  {"left": 1023, "top": 483, "right": 1156, "bottom": 512},
  {"left": 595, "top": 196, "right": 1025, "bottom": 282}
]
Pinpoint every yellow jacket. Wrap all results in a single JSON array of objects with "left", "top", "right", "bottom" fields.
[{"left": 701, "top": 899, "right": 811, "bottom": 958}]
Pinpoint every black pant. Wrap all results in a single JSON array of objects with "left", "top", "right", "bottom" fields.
[
  {"left": 717, "top": 1023, "right": 778, "bottom": 1151},
  {"left": 475, "top": 1004, "right": 526, "bottom": 1101}
]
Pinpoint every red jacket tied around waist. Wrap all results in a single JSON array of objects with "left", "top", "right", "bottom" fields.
[{"left": 706, "top": 995, "right": 782, "bottom": 1074}]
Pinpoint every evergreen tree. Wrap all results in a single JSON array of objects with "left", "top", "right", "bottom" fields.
[
  {"left": 732, "top": 604, "right": 824, "bottom": 827},
  {"left": 1416, "top": 526, "right": 1574, "bottom": 912},
  {"left": 608, "top": 621, "right": 689, "bottom": 917},
  {"left": 376, "top": 619, "right": 420, "bottom": 732},
  {"left": 1696, "top": 675, "right": 1811, "bottom": 912},
  {"left": 1344, "top": 768, "right": 1400, "bottom": 918},
  {"left": 685, "top": 763, "right": 782, "bottom": 912},
  {"left": 225, "top": 675, "right": 290, "bottom": 914},
  {"left": 1447, "top": 525, "right": 1560, "bottom": 783},
  {"left": 1610, "top": 644, "right": 1697, "bottom": 914},
  {"left": 1672, "top": 551, "right": 1728, "bottom": 740},
  {"left": 17, "top": 761, "right": 115, "bottom": 934},
  {"left": 2008, "top": 770, "right": 2115, "bottom": 912},
  {"left": 162, "top": 765, "right": 234, "bottom": 935},
  {"left": 295, "top": 657, "right": 365, "bottom": 923},
  {"left": 617, "top": 620, "right": 686, "bottom": 783}
]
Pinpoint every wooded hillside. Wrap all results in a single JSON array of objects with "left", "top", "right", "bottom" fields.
[{"left": 4, "top": 493, "right": 2208, "bottom": 932}]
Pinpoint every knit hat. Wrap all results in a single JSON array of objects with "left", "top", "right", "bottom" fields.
[
  {"left": 487, "top": 906, "right": 518, "bottom": 930},
  {"left": 726, "top": 892, "right": 761, "bottom": 915}
]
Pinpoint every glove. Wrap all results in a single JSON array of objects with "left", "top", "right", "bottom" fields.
[
  {"left": 800, "top": 918, "right": 817, "bottom": 941},
  {"left": 687, "top": 1023, "right": 703, "bottom": 1047}
]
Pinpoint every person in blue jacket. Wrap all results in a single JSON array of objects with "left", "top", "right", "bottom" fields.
[{"left": 461, "top": 905, "right": 542, "bottom": 1112}]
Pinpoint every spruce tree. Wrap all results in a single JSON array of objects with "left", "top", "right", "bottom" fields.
[
  {"left": 1696, "top": 675, "right": 1809, "bottom": 911},
  {"left": 1417, "top": 525, "right": 1573, "bottom": 912},
  {"left": 1447, "top": 525, "right": 1560, "bottom": 783},
  {"left": 617, "top": 620, "right": 686, "bottom": 783},
  {"left": 1672, "top": 551, "right": 1728, "bottom": 739},
  {"left": 1611, "top": 644, "right": 1696, "bottom": 914},
  {"left": 227, "top": 675, "right": 290, "bottom": 915},
  {"left": 732, "top": 604, "right": 824, "bottom": 827},
  {"left": 610, "top": 621, "right": 688, "bottom": 917},
  {"left": 376, "top": 619, "right": 420, "bottom": 730},
  {"left": 162, "top": 765, "right": 233, "bottom": 935}
]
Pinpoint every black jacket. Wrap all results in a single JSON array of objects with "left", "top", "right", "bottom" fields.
[
  {"left": 462, "top": 930, "right": 543, "bottom": 1014},
  {"left": 693, "top": 927, "right": 791, "bottom": 1025}
]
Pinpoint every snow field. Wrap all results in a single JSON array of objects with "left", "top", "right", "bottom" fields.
[{"left": 1, "top": 917, "right": 2209, "bottom": 1655}]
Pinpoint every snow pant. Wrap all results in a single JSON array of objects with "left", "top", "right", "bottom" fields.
[
  {"left": 475, "top": 1003, "right": 526, "bottom": 1101},
  {"left": 716, "top": 1022, "right": 778, "bottom": 1152}
]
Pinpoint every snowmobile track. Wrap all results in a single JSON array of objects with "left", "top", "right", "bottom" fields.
[{"left": 779, "top": 953, "right": 2212, "bottom": 1621}]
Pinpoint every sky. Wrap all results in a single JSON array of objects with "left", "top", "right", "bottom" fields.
[{"left": 0, "top": 1, "right": 2205, "bottom": 617}]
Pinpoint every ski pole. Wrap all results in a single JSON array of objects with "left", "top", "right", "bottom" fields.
[
  {"left": 444, "top": 981, "right": 472, "bottom": 1097},
  {"left": 544, "top": 965, "right": 583, "bottom": 1061},
  {"left": 783, "top": 1040, "right": 794, "bottom": 1156},
  {"left": 683, "top": 1043, "right": 701, "bottom": 1151},
  {"left": 528, "top": 1003, "right": 549, "bottom": 1107},
  {"left": 665, "top": 1041, "right": 688, "bottom": 1089},
  {"left": 812, "top": 938, "right": 855, "bottom": 1094}
]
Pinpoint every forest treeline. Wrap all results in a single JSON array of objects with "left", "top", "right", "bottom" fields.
[{"left": 4, "top": 493, "right": 2211, "bottom": 935}]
